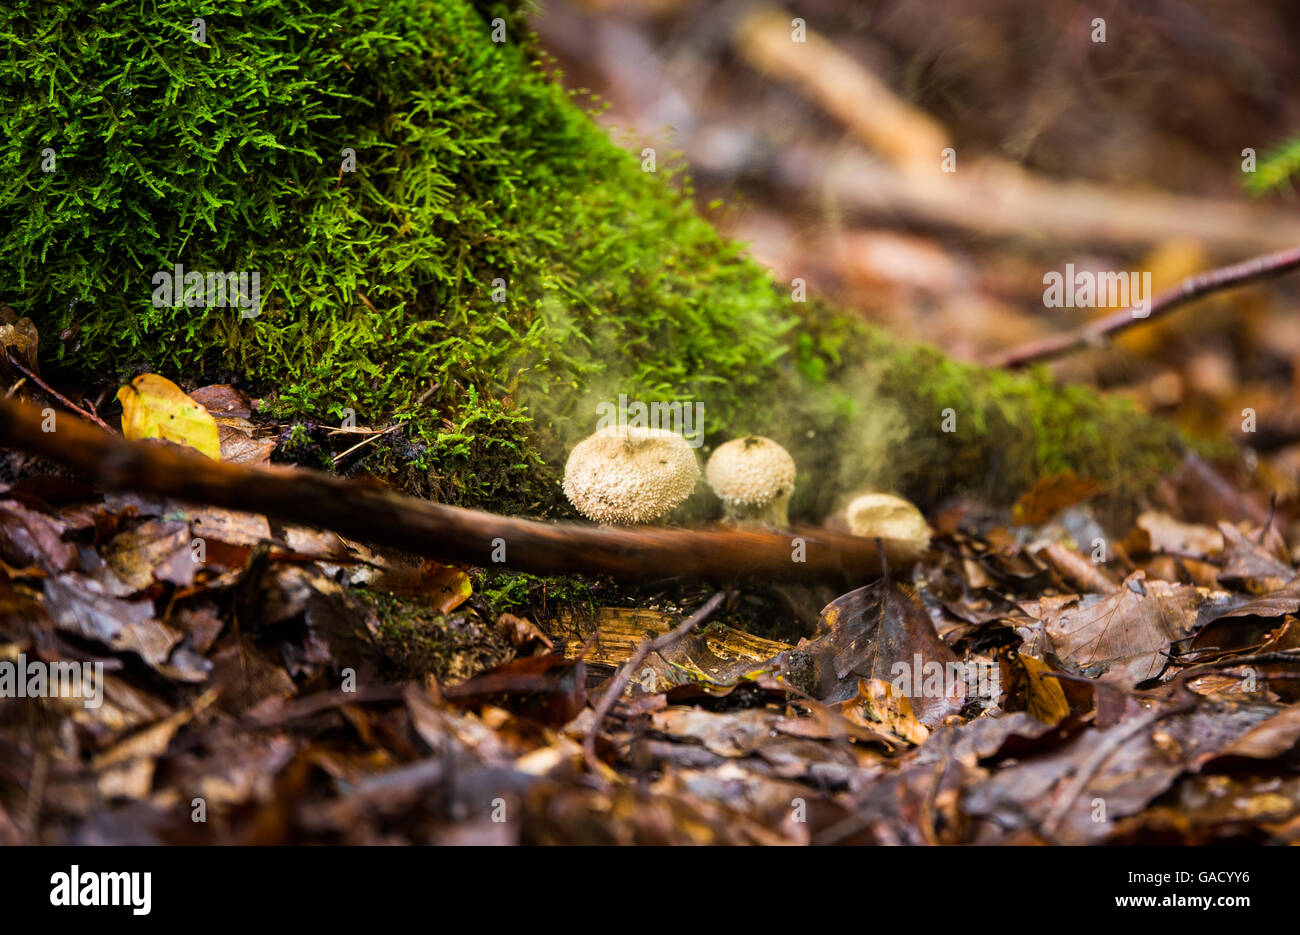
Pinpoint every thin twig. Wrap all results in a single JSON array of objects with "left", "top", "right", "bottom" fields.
[
  {"left": 332, "top": 383, "right": 438, "bottom": 465},
  {"left": 3, "top": 349, "right": 112, "bottom": 430},
  {"left": 22, "top": 748, "right": 47, "bottom": 844},
  {"left": 986, "top": 245, "right": 1300, "bottom": 369},
  {"left": 1040, "top": 697, "right": 1194, "bottom": 839},
  {"left": 1170, "top": 649, "right": 1300, "bottom": 679},
  {"left": 583, "top": 591, "right": 727, "bottom": 775},
  {"left": 1260, "top": 492, "right": 1278, "bottom": 545},
  {"left": 331, "top": 421, "right": 405, "bottom": 465}
]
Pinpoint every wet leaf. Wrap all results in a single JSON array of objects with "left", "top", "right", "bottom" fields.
[
  {"left": 1012, "top": 470, "right": 1101, "bottom": 525},
  {"left": 804, "top": 578, "right": 964, "bottom": 724},
  {"left": 443, "top": 655, "right": 586, "bottom": 726},
  {"left": 838, "top": 678, "right": 930, "bottom": 745},
  {"left": 116, "top": 374, "right": 221, "bottom": 460},
  {"left": 1026, "top": 571, "right": 1202, "bottom": 685}
]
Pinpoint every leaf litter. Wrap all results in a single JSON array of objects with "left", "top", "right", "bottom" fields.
[{"left": 3, "top": 451, "right": 1299, "bottom": 844}]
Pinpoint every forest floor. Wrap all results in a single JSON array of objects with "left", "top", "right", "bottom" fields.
[{"left": 5, "top": 0, "right": 1300, "bottom": 844}]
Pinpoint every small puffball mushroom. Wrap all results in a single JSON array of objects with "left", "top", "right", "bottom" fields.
[
  {"left": 844, "top": 492, "right": 931, "bottom": 550},
  {"left": 563, "top": 425, "right": 700, "bottom": 525},
  {"left": 705, "top": 435, "right": 797, "bottom": 527}
]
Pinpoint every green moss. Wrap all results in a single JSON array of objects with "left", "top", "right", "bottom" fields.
[
  {"left": 0, "top": 0, "right": 1183, "bottom": 518},
  {"left": 274, "top": 420, "right": 332, "bottom": 469},
  {"left": 362, "top": 590, "right": 511, "bottom": 683},
  {"left": 472, "top": 569, "right": 595, "bottom": 620}
]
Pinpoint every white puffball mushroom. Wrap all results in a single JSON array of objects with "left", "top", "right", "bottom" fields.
[
  {"left": 845, "top": 492, "right": 931, "bottom": 550},
  {"left": 563, "top": 425, "right": 700, "bottom": 525},
  {"left": 705, "top": 435, "right": 797, "bottom": 527}
]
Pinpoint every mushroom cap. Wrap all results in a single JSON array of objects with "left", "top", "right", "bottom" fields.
[
  {"left": 845, "top": 492, "right": 930, "bottom": 547},
  {"left": 563, "top": 425, "right": 700, "bottom": 524},
  {"left": 705, "top": 435, "right": 796, "bottom": 508}
]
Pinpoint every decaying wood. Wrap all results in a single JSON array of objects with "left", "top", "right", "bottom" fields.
[
  {"left": 553, "top": 606, "right": 795, "bottom": 671},
  {"left": 0, "top": 397, "right": 921, "bottom": 583},
  {"left": 583, "top": 591, "right": 726, "bottom": 774}
]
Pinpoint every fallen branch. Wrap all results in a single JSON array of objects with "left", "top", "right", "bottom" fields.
[
  {"left": 986, "top": 245, "right": 1300, "bottom": 368},
  {"left": 0, "top": 396, "right": 920, "bottom": 582},
  {"left": 734, "top": 6, "right": 949, "bottom": 173},
  {"left": 773, "top": 146, "right": 1300, "bottom": 258},
  {"left": 729, "top": 6, "right": 1300, "bottom": 256}
]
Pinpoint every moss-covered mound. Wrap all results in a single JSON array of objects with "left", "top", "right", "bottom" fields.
[{"left": 0, "top": 0, "right": 1180, "bottom": 518}]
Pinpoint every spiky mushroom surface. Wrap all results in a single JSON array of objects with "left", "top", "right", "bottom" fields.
[
  {"left": 705, "top": 435, "right": 797, "bottom": 527},
  {"left": 563, "top": 426, "right": 700, "bottom": 525}
]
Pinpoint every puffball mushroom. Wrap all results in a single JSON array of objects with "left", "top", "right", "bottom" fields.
[
  {"left": 844, "top": 492, "right": 931, "bottom": 551},
  {"left": 563, "top": 425, "right": 700, "bottom": 525},
  {"left": 705, "top": 435, "right": 797, "bottom": 527}
]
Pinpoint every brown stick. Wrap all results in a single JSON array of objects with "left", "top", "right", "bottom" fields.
[
  {"left": 986, "top": 245, "right": 1300, "bottom": 369},
  {"left": 723, "top": 3, "right": 1300, "bottom": 257},
  {"left": 1037, "top": 541, "right": 1118, "bottom": 595},
  {"left": 4, "top": 348, "right": 113, "bottom": 430},
  {"left": 1039, "top": 696, "right": 1195, "bottom": 840},
  {"left": 0, "top": 396, "right": 918, "bottom": 582}
]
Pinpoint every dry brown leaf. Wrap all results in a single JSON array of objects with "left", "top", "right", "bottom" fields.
[
  {"left": 806, "top": 578, "right": 964, "bottom": 725},
  {"left": 1135, "top": 511, "right": 1224, "bottom": 557},
  {"left": 0, "top": 313, "right": 39, "bottom": 373},
  {"left": 1013, "top": 470, "right": 1101, "bottom": 526},
  {"left": 1026, "top": 571, "right": 1202, "bottom": 685},
  {"left": 1218, "top": 522, "right": 1296, "bottom": 594}
]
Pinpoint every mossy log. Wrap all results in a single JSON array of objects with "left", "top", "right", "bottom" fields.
[{"left": 0, "top": 0, "right": 1183, "bottom": 521}]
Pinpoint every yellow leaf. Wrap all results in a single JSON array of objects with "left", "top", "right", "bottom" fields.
[
  {"left": 841, "top": 678, "right": 929, "bottom": 745},
  {"left": 1018, "top": 653, "right": 1071, "bottom": 726},
  {"left": 116, "top": 374, "right": 221, "bottom": 460},
  {"left": 424, "top": 562, "right": 472, "bottom": 614}
]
